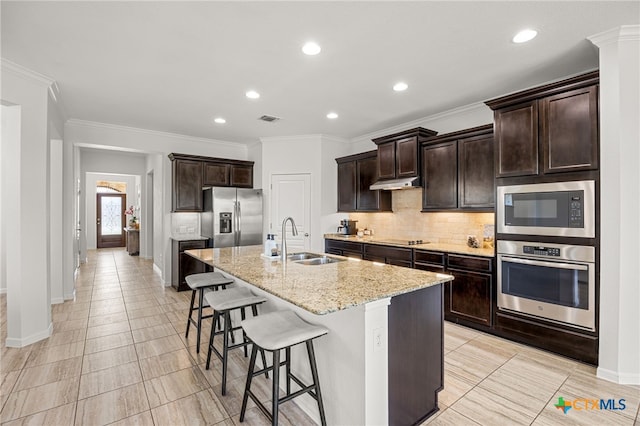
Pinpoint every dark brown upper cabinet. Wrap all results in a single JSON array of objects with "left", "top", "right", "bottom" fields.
[
  {"left": 373, "top": 128, "right": 438, "bottom": 181},
  {"left": 203, "top": 162, "right": 230, "bottom": 186},
  {"left": 458, "top": 132, "right": 495, "bottom": 208},
  {"left": 230, "top": 164, "right": 253, "bottom": 188},
  {"left": 486, "top": 71, "right": 598, "bottom": 178},
  {"left": 336, "top": 151, "right": 391, "bottom": 212},
  {"left": 169, "top": 153, "right": 254, "bottom": 212},
  {"left": 421, "top": 125, "right": 494, "bottom": 212},
  {"left": 171, "top": 158, "right": 203, "bottom": 212},
  {"left": 422, "top": 141, "right": 458, "bottom": 210}
]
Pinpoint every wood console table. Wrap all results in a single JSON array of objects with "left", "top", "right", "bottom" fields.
[{"left": 124, "top": 228, "right": 139, "bottom": 256}]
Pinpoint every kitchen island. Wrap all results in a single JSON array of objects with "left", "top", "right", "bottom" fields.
[{"left": 185, "top": 245, "right": 453, "bottom": 426}]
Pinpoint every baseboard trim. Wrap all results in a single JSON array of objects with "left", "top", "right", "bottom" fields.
[
  {"left": 64, "top": 289, "right": 76, "bottom": 301},
  {"left": 597, "top": 366, "right": 640, "bottom": 385},
  {"left": 5, "top": 322, "right": 53, "bottom": 348},
  {"left": 51, "top": 297, "right": 65, "bottom": 305},
  {"left": 0, "top": 288, "right": 6, "bottom": 295}
]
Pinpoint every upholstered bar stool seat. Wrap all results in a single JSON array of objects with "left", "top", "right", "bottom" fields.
[
  {"left": 204, "top": 286, "right": 268, "bottom": 395},
  {"left": 240, "top": 310, "right": 328, "bottom": 426},
  {"left": 185, "top": 272, "right": 234, "bottom": 352}
]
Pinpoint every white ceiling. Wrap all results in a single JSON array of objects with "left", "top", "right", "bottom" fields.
[{"left": 2, "top": 1, "right": 638, "bottom": 144}]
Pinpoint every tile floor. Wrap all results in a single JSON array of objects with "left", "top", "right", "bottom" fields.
[{"left": 0, "top": 248, "right": 638, "bottom": 425}]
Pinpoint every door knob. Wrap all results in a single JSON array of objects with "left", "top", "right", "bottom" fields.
[{"left": 304, "top": 233, "right": 309, "bottom": 237}]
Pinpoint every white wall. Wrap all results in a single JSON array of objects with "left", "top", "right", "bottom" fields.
[
  {"left": 0, "top": 105, "right": 21, "bottom": 295},
  {"left": 260, "top": 135, "right": 351, "bottom": 252},
  {"left": 589, "top": 25, "right": 640, "bottom": 385},
  {"left": 49, "top": 139, "right": 64, "bottom": 304},
  {"left": 85, "top": 172, "right": 138, "bottom": 249},
  {"left": 1, "top": 61, "right": 54, "bottom": 347},
  {"left": 65, "top": 120, "right": 248, "bottom": 284},
  {"left": 80, "top": 149, "right": 146, "bottom": 258},
  {"left": 320, "top": 136, "right": 351, "bottom": 235},
  {"left": 348, "top": 103, "right": 494, "bottom": 155}
]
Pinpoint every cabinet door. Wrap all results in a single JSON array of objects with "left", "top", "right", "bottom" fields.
[
  {"left": 458, "top": 134, "right": 495, "bottom": 209},
  {"left": 396, "top": 136, "right": 418, "bottom": 178},
  {"left": 337, "top": 161, "right": 357, "bottom": 212},
  {"left": 173, "top": 159, "right": 203, "bottom": 212},
  {"left": 447, "top": 268, "right": 492, "bottom": 326},
  {"left": 203, "top": 162, "right": 230, "bottom": 186},
  {"left": 357, "top": 156, "right": 390, "bottom": 211},
  {"left": 541, "top": 85, "right": 598, "bottom": 174},
  {"left": 422, "top": 141, "right": 458, "bottom": 210},
  {"left": 377, "top": 142, "right": 396, "bottom": 179},
  {"left": 230, "top": 164, "right": 253, "bottom": 188},
  {"left": 494, "top": 101, "right": 539, "bottom": 177}
]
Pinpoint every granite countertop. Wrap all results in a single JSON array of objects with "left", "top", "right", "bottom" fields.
[
  {"left": 185, "top": 245, "right": 453, "bottom": 315},
  {"left": 324, "top": 234, "right": 495, "bottom": 258}
]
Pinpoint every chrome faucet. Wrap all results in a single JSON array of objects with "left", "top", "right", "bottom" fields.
[{"left": 281, "top": 216, "right": 298, "bottom": 260}]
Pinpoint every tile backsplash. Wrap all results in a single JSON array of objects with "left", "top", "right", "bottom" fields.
[
  {"left": 348, "top": 189, "right": 494, "bottom": 245},
  {"left": 171, "top": 213, "right": 200, "bottom": 238}
]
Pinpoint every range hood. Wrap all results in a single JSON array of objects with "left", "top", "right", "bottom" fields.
[{"left": 370, "top": 177, "right": 420, "bottom": 190}]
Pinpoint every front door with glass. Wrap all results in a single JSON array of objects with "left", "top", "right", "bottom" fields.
[{"left": 97, "top": 193, "right": 126, "bottom": 248}]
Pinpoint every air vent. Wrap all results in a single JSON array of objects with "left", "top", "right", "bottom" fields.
[{"left": 258, "top": 115, "right": 281, "bottom": 123}]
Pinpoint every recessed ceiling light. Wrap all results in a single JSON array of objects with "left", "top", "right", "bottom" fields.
[
  {"left": 213, "top": 117, "right": 226, "bottom": 124},
  {"left": 512, "top": 29, "right": 538, "bottom": 43},
  {"left": 302, "top": 41, "right": 321, "bottom": 55},
  {"left": 326, "top": 112, "right": 338, "bottom": 119},
  {"left": 393, "top": 82, "right": 408, "bottom": 92},
  {"left": 245, "top": 90, "right": 260, "bottom": 99}
]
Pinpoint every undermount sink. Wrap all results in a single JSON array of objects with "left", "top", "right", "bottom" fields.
[
  {"left": 287, "top": 252, "right": 346, "bottom": 265},
  {"left": 287, "top": 252, "right": 322, "bottom": 261}
]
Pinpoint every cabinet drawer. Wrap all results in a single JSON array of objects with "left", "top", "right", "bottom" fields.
[
  {"left": 364, "top": 244, "right": 412, "bottom": 262},
  {"left": 326, "top": 239, "right": 363, "bottom": 254},
  {"left": 178, "top": 240, "right": 207, "bottom": 251},
  {"left": 414, "top": 250, "right": 445, "bottom": 266},
  {"left": 447, "top": 254, "right": 492, "bottom": 272},
  {"left": 414, "top": 262, "right": 446, "bottom": 273}
]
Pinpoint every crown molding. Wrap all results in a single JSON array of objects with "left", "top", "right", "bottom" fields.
[
  {"left": 66, "top": 119, "right": 244, "bottom": 149},
  {"left": 588, "top": 25, "right": 640, "bottom": 47},
  {"left": 351, "top": 102, "right": 487, "bottom": 143},
  {"left": 1, "top": 58, "right": 55, "bottom": 87}
]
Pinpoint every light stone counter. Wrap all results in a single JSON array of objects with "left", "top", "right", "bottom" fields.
[
  {"left": 324, "top": 233, "right": 495, "bottom": 258},
  {"left": 186, "top": 245, "right": 448, "bottom": 425},
  {"left": 184, "top": 245, "right": 453, "bottom": 315}
]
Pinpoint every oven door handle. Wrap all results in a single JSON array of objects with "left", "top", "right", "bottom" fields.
[{"left": 500, "top": 255, "right": 588, "bottom": 271}]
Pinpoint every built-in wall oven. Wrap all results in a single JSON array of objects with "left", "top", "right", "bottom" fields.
[
  {"left": 497, "top": 240, "right": 595, "bottom": 331},
  {"left": 497, "top": 180, "right": 595, "bottom": 238}
]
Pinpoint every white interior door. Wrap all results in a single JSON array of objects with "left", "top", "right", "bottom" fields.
[{"left": 270, "top": 174, "right": 311, "bottom": 252}]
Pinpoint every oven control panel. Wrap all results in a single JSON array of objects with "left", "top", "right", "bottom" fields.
[{"left": 523, "top": 246, "right": 561, "bottom": 257}]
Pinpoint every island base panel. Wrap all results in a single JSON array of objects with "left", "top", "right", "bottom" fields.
[{"left": 388, "top": 284, "right": 444, "bottom": 425}]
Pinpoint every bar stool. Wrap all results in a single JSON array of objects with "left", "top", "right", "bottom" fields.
[
  {"left": 239, "top": 310, "right": 328, "bottom": 426},
  {"left": 185, "top": 272, "right": 234, "bottom": 353},
  {"left": 204, "top": 286, "right": 268, "bottom": 395}
]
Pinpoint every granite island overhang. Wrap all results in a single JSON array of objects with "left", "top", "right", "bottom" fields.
[{"left": 186, "top": 245, "right": 453, "bottom": 425}]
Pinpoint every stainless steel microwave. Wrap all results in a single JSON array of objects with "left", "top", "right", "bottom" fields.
[{"left": 497, "top": 180, "right": 595, "bottom": 238}]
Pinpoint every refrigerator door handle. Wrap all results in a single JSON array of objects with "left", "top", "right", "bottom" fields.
[{"left": 236, "top": 201, "right": 242, "bottom": 245}]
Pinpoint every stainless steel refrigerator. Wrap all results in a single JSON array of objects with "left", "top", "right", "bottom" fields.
[{"left": 201, "top": 187, "right": 263, "bottom": 248}]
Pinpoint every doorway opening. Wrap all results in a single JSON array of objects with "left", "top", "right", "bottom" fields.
[{"left": 96, "top": 190, "right": 126, "bottom": 249}]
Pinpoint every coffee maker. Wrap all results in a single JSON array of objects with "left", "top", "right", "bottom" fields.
[{"left": 337, "top": 219, "right": 358, "bottom": 236}]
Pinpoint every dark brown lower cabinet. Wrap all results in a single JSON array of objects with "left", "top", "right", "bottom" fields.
[
  {"left": 324, "top": 239, "right": 363, "bottom": 259},
  {"left": 446, "top": 269, "right": 492, "bottom": 327},
  {"left": 445, "top": 254, "right": 493, "bottom": 327},
  {"left": 388, "top": 284, "right": 443, "bottom": 425},
  {"left": 363, "top": 244, "right": 412, "bottom": 267},
  {"left": 171, "top": 239, "right": 209, "bottom": 292}
]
